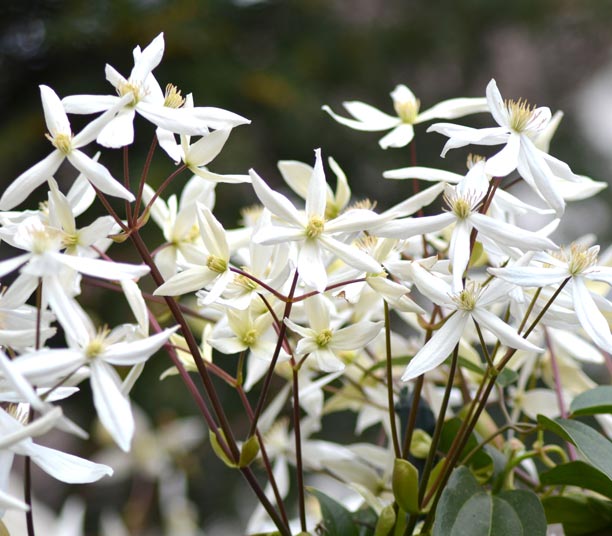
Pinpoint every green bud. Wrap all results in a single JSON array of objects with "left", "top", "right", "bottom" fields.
[
  {"left": 392, "top": 458, "right": 420, "bottom": 514},
  {"left": 209, "top": 428, "right": 238, "bottom": 468},
  {"left": 374, "top": 504, "right": 396, "bottom": 536},
  {"left": 239, "top": 435, "right": 260, "bottom": 468},
  {"left": 410, "top": 428, "right": 432, "bottom": 459}
]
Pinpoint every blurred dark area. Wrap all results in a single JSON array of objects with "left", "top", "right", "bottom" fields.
[{"left": 2, "top": 0, "right": 612, "bottom": 532}]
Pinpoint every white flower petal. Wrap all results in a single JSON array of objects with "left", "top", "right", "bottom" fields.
[
  {"left": 103, "top": 327, "right": 177, "bottom": 365},
  {"left": 54, "top": 251, "right": 148, "bottom": 280},
  {"left": 0, "top": 150, "right": 64, "bottom": 210},
  {"left": 379, "top": 124, "right": 414, "bottom": 149},
  {"left": 130, "top": 32, "right": 165, "bottom": 82},
  {"left": 186, "top": 129, "right": 231, "bottom": 167},
  {"left": 485, "top": 132, "right": 521, "bottom": 177},
  {"left": 95, "top": 108, "right": 136, "bottom": 148},
  {"left": 331, "top": 321, "right": 383, "bottom": 351},
  {"left": 416, "top": 97, "right": 489, "bottom": 123},
  {"left": 472, "top": 308, "right": 541, "bottom": 351},
  {"left": 402, "top": 312, "right": 467, "bottom": 381},
  {"left": 297, "top": 240, "right": 327, "bottom": 292},
  {"left": 322, "top": 103, "right": 399, "bottom": 131},
  {"left": 26, "top": 442, "right": 113, "bottom": 483},
  {"left": 249, "top": 169, "right": 304, "bottom": 227},
  {"left": 572, "top": 278, "right": 612, "bottom": 353},
  {"left": 67, "top": 150, "right": 134, "bottom": 201},
  {"left": 154, "top": 267, "right": 216, "bottom": 296},
  {"left": 39, "top": 85, "right": 70, "bottom": 136},
  {"left": 90, "top": 359, "right": 134, "bottom": 451},
  {"left": 306, "top": 148, "right": 327, "bottom": 219},
  {"left": 319, "top": 234, "right": 382, "bottom": 274},
  {"left": 485, "top": 79, "right": 509, "bottom": 127}
]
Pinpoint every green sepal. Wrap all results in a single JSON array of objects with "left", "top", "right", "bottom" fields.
[
  {"left": 374, "top": 504, "right": 396, "bottom": 536},
  {"left": 209, "top": 428, "right": 238, "bottom": 468}
]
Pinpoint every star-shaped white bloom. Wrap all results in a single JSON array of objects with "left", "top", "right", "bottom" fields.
[
  {"left": 154, "top": 204, "right": 233, "bottom": 304},
  {"left": 371, "top": 163, "right": 558, "bottom": 291},
  {"left": 11, "top": 305, "right": 177, "bottom": 452},
  {"left": 428, "top": 79, "right": 583, "bottom": 215},
  {"left": 62, "top": 33, "right": 249, "bottom": 149},
  {"left": 250, "top": 148, "right": 383, "bottom": 292},
  {"left": 401, "top": 262, "right": 541, "bottom": 382},
  {"left": 0, "top": 85, "right": 133, "bottom": 210},
  {"left": 490, "top": 244, "right": 612, "bottom": 353},
  {"left": 285, "top": 294, "right": 383, "bottom": 372},
  {"left": 323, "top": 84, "right": 488, "bottom": 149}
]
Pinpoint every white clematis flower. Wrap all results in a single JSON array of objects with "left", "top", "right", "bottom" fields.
[
  {"left": 285, "top": 294, "right": 383, "bottom": 372},
  {"left": 0, "top": 85, "right": 133, "bottom": 210},
  {"left": 428, "top": 79, "right": 583, "bottom": 215},
  {"left": 62, "top": 33, "right": 249, "bottom": 149},
  {"left": 323, "top": 84, "right": 488, "bottom": 149},
  {"left": 490, "top": 244, "right": 612, "bottom": 353},
  {"left": 250, "top": 148, "right": 382, "bottom": 292},
  {"left": 401, "top": 262, "right": 541, "bottom": 382},
  {"left": 11, "top": 301, "right": 178, "bottom": 452}
]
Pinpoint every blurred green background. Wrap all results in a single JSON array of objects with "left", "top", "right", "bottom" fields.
[{"left": 2, "top": 0, "right": 612, "bottom": 533}]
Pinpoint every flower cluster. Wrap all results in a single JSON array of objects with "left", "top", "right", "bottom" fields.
[{"left": 1, "top": 32, "right": 611, "bottom": 536}]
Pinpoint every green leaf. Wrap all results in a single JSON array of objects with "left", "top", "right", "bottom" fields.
[
  {"left": 495, "top": 367, "right": 518, "bottom": 387},
  {"left": 540, "top": 461, "right": 612, "bottom": 500},
  {"left": 308, "top": 487, "right": 358, "bottom": 536},
  {"left": 570, "top": 386, "right": 612, "bottom": 416},
  {"left": 433, "top": 467, "right": 546, "bottom": 536},
  {"left": 538, "top": 416, "right": 612, "bottom": 480},
  {"left": 542, "top": 495, "right": 612, "bottom": 536},
  {"left": 392, "top": 458, "right": 420, "bottom": 514},
  {"left": 352, "top": 506, "right": 377, "bottom": 536}
]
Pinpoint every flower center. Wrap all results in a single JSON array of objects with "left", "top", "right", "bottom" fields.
[
  {"left": 85, "top": 328, "right": 110, "bottom": 359},
  {"left": 236, "top": 270, "right": 258, "bottom": 291},
  {"left": 47, "top": 132, "right": 73, "bottom": 155},
  {"left": 451, "top": 282, "right": 480, "bottom": 311},
  {"left": 443, "top": 188, "right": 481, "bottom": 220},
  {"left": 305, "top": 216, "right": 325, "bottom": 239},
  {"left": 118, "top": 79, "right": 144, "bottom": 105},
  {"left": 556, "top": 244, "right": 598, "bottom": 276},
  {"left": 164, "top": 83, "right": 185, "bottom": 109},
  {"left": 242, "top": 329, "right": 257, "bottom": 347},
  {"left": 394, "top": 97, "right": 420, "bottom": 124},
  {"left": 206, "top": 254, "right": 227, "bottom": 273},
  {"left": 315, "top": 328, "right": 333, "bottom": 347},
  {"left": 506, "top": 98, "right": 537, "bottom": 133}
]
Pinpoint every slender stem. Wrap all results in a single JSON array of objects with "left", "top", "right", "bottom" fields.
[
  {"left": 473, "top": 320, "right": 495, "bottom": 370},
  {"left": 292, "top": 365, "right": 307, "bottom": 532},
  {"left": 141, "top": 163, "right": 187, "bottom": 219},
  {"left": 418, "top": 345, "right": 459, "bottom": 504},
  {"left": 384, "top": 301, "right": 401, "bottom": 459},
  {"left": 91, "top": 186, "right": 129, "bottom": 233},
  {"left": 236, "top": 387, "right": 290, "bottom": 528},
  {"left": 134, "top": 136, "right": 158, "bottom": 218},
  {"left": 123, "top": 145, "right": 133, "bottom": 224},
  {"left": 544, "top": 327, "right": 577, "bottom": 461},
  {"left": 130, "top": 231, "right": 240, "bottom": 459},
  {"left": 248, "top": 271, "right": 299, "bottom": 438},
  {"left": 24, "top": 449, "right": 35, "bottom": 536}
]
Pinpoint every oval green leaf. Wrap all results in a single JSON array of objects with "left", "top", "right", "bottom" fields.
[{"left": 570, "top": 386, "right": 612, "bottom": 417}]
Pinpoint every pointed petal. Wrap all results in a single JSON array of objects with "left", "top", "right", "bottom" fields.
[
  {"left": 448, "top": 219, "right": 472, "bottom": 292},
  {"left": 136, "top": 102, "right": 210, "bottom": 136},
  {"left": 249, "top": 169, "right": 303, "bottom": 227},
  {"left": 191, "top": 106, "right": 250, "bottom": 129},
  {"left": 488, "top": 265, "right": 568, "bottom": 287},
  {"left": 416, "top": 97, "right": 489, "bottom": 123},
  {"left": 402, "top": 312, "right": 467, "bottom": 381},
  {"left": 472, "top": 308, "right": 541, "bottom": 351},
  {"left": 39, "top": 85, "right": 70, "bottom": 136},
  {"left": 53, "top": 252, "right": 148, "bottom": 280},
  {"left": 331, "top": 321, "right": 383, "bottom": 350},
  {"left": 306, "top": 148, "right": 326, "bottom": 218},
  {"left": 130, "top": 32, "right": 165, "bottom": 81},
  {"left": 319, "top": 235, "right": 382, "bottom": 274},
  {"left": 26, "top": 442, "right": 113, "bottom": 483},
  {"left": 298, "top": 240, "right": 327, "bottom": 292},
  {"left": 62, "top": 94, "right": 119, "bottom": 114},
  {"left": 379, "top": 124, "right": 415, "bottom": 149},
  {"left": 67, "top": 150, "right": 134, "bottom": 201},
  {"left": 383, "top": 165, "right": 462, "bottom": 183},
  {"left": 485, "top": 132, "right": 521, "bottom": 177},
  {"left": 95, "top": 109, "right": 136, "bottom": 148},
  {"left": 470, "top": 213, "right": 557, "bottom": 251},
  {"left": 186, "top": 129, "right": 231, "bottom": 167},
  {"left": 197, "top": 205, "right": 229, "bottom": 259},
  {"left": 154, "top": 267, "right": 215, "bottom": 296},
  {"left": 322, "top": 103, "right": 399, "bottom": 131},
  {"left": 0, "top": 150, "right": 64, "bottom": 210},
  {"left": 572, "top": 278, "right": 612, "bottom": 353},
  {"left": 90, "top": 359, "right": 134, "bottom": 451},
  {"left": 485, "top": 79, "right": 509, "bottom": 127},
  {"left": 103, "top": 327, "right": 176, "bottom": 366},
  {"left": 372, "top": 212, "right": 455, "bottom": 239}
]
